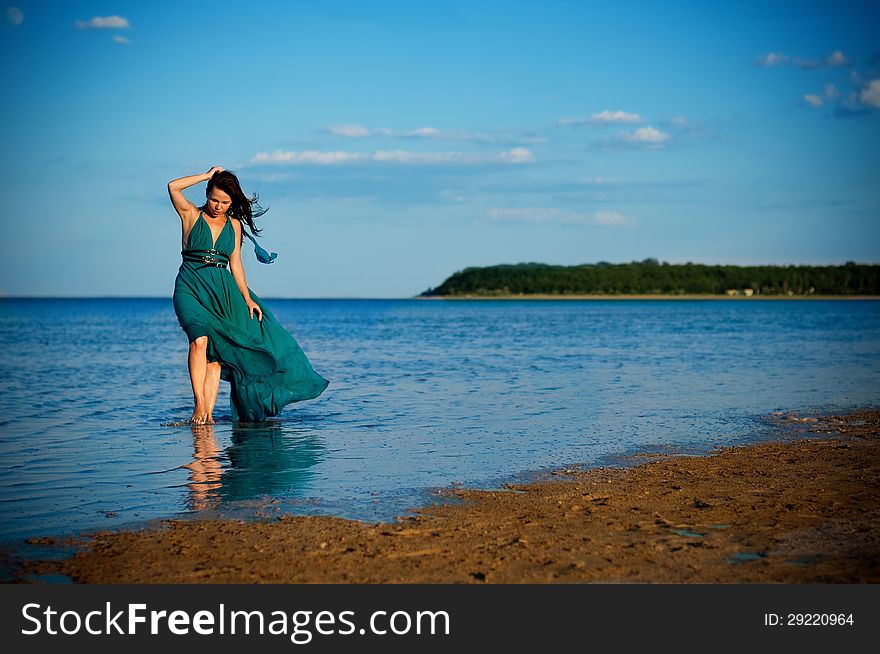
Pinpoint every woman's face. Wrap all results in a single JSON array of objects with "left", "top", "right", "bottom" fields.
[{"left": 206, "top": 187, "right": 232, "bottom": 218}]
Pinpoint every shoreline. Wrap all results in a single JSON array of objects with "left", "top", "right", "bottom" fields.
[
  {"left": 19, "top": 409, "right": 880, "bottom": 583},
  {"left": 415, "top": 294, "right": 880, "bottom": 301}
]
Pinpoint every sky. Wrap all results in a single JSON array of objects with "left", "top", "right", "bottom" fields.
[{"left": 1, "top": 0, "right": 878, "bottom": 298}]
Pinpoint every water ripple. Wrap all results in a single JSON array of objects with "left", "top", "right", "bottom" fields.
[{"left": 0, "top": 298, "right": 878, "bottom": 545}]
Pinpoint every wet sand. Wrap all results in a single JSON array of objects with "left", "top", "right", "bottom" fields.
[{"left": 22, "top": 410, "right": 880, "bottom": 583}]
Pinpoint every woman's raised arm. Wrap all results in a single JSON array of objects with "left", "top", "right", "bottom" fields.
[{"left": 167, "top": 166, "right": 223, "bottom": 218}]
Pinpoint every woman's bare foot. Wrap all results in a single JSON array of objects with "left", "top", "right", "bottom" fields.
[{"left": 189, "top": 406, "right": 210, "bottom": 425}]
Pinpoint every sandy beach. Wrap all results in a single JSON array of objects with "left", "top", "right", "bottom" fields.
[{"left": 20, "top": 410, "right": 880, "bottom": 584}]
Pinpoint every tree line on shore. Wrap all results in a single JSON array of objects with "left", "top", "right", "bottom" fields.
[{"left": 420, "top": 259, "right": 880, "bottom": 296}]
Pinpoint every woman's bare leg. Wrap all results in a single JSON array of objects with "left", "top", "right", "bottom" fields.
[
  {"left": 203, "top": 361, "right": 221, "bottom": 424},
  {"left": 188, "top": 336, "right": 210, "bottom": 424}
]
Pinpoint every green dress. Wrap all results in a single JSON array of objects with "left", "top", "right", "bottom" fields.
[{"left": 173, "top": 211, "right": 329, "bottom": 422}]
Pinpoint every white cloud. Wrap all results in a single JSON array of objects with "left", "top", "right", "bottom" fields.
[
  {"left": 251, "top": 147, "right": 535, "bottom": 166},
  {"left": 6, "top": 7, "right": 23, "bottom": 26},
  {"left": 441, "top": 190, "right": 467, "bottom": 202},
  {"left": 252, "top": 150, "right": 367, "bottom": 165},
  {"left": 407, "top": 127, "right": 439, "bottom": 137},
  {"left": 372, "top": 147, "right": 534, "bottom": 165},
  {"left": 559, "top": 110, "right": 643, "bottom": 127},
  {"left": 404, "top": 127, "right": 545, "bottom": 145},
  {"left": 826, "top": 50, "right": 849, "bottom": 67},
  {"left": 620, "top": 126, "right": 669, "bottom": 144},
  {"left": 590, "top": 110, "right": 643, "bottom": 123},
  {"left": 75, "top": 15, "right": 130, "bottom": 29},
  {"left": 593, "top": 211, "right": 626, "bottom": 225},
  {"left": 756, "top": 50, "right": 850, "bottom": 69},
  {"left": 326, "top": 124, "right": 371, "bottom": 137},
  {"left": 756, "top": 52, "right": 790, "bottom": 66},
  {"left": 804, "top": 83, "right": 841, "bottom": 108},
  {"left": 250, "top": 172, "right": 298, "bottom": 183},
  {"left": 795, "top": 51, "right": 851, "bottom": 69},
  {"left": 371, "top": 150, "right": 440, "bottom": 163},
  {"left": 324, "top": 124, "right": 542, "bottom": 145},
  {"left": 112, "top": 35, "right": 131, "bottom": 45},
  {"left": 488, "top": 207, "right": 627, "bottom": 226},
  {"left": 497, "top": 147, "right": 535, "bottom": 163},
  {"left": 861, "top": 80, "right": 880, "bottom": 108}
]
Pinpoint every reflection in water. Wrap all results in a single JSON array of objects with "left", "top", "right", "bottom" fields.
[
  {"left": 184, "top": 422, "right": 324, "bottom": 512},
  {"left": 185, "top": 425, "right": 223, "bottom": 510}
]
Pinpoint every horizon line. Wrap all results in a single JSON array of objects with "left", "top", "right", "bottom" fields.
[{"left": 0, "top": 295, "right": 419, "bottom": 300}]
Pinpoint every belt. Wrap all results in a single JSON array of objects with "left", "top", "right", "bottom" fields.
[{"left": 181, "top": 249, "right": 230, "bottom": 269}]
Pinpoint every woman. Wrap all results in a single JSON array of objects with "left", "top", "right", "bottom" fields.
[{"left": 169, "top": 166, "right": 329, "bottom": 424}]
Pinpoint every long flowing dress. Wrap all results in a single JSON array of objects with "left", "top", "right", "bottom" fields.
[{"left": 172, "top": 211, "right": 329, "bottom": 422}]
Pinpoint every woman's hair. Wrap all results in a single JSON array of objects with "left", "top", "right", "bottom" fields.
[{"left": 201, "top": 170, "right": 268, "bottom": 241}]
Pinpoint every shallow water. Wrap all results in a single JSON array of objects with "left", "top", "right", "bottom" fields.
[{"left": 0, "top": 298, "right": 878, "bottom": 549}]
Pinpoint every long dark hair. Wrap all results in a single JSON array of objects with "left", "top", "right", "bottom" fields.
[{"left": 201, "top": 170, "right": 268, "bottom": 241}]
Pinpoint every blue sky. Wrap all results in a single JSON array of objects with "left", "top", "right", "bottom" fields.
[{"left": 1, "top": 0, "right": 878, "bottom": 297}]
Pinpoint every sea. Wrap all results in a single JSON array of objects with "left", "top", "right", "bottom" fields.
[{"left": 1, "top": 298, "right": 878, "bottom": 573}]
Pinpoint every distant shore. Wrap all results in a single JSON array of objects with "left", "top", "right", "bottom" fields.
[
  {"left": 21, "top": 409, "right": 880, "bottom": 583},
  {"left": 416, "top": 294, "right": 880, "bottom": 301}
]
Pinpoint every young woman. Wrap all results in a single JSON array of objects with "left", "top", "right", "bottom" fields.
[{"left": 168, "top": 167, "right": 329, "bottom": 424}]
